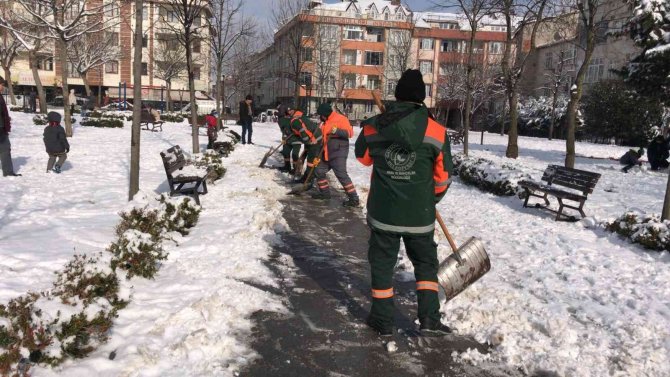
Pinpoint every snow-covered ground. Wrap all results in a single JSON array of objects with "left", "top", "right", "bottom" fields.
[
  {"left": 1, "top": 112, "right": 289, "bottom": 375},
  {"left": 347, "top": 131, "right": 670, "bottom": 376},
  {"left": 2, "top": 113, "right": 669, "bottom": 376}
]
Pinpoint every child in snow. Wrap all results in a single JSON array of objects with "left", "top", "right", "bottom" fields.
[
  {"left": 43, "top": 112, "right": 70, "bottom": 173},
  {"left": 647, "top": 135, "right": 670, "bottom": 171},
  {"left": 205, "top": 110, "right": 218, "bottom": 149},
  {"left": 619, "top": 148, "right": 644, "bottom": 173}
]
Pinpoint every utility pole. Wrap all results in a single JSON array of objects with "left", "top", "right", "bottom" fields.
[{"left": 129, "top": 0, "right": 143, "bottom": 200}]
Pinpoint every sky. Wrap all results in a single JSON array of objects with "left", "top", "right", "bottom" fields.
[{"left": 242, "top": 0, "right": 443, "bottom": 28}]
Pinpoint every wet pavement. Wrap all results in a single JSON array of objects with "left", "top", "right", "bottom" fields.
[{"left": 241, "top": 173, "right": 521, "bottom": 376}]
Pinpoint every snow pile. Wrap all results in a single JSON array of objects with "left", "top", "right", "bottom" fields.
[
  {"left": 453, "top": 153, "right": 532, "bottom": 196},
  {"left": 605, "top": 210, "right": 670, "bottom": 251}
]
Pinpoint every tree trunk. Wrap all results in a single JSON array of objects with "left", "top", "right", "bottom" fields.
[
  {"left": 463, "top": 31, "right": 476, "bottom": 156},
  {"left": 549, "top": 89, "right": 558, "bottom": 140},
  {"left": 29, "top": 52, "right": 48, "bottom": 114},
  {"left": 505, "top": 92, "right": 519, "bottom": 158},
  {"left": 564, "top": 94, "right": 578, "bottom": 168},
  {"left": 166, "top": 80, "right": 172, "bottom": 112},
  {"left": 663, "top": 170, "right": 670, "bottom": 220},
  {"left": 59, "top": 39, "right": 72, "bottom": 137},
  {"left": 129, "top": 0, "right": 144, "bottom": 201},
  {"left": 82, "top": 74, "right": 92, "bottom": 96},
  {"left": 3, "top": 67, "right": 16, "bottom": 106},
  {"left": 185, "top": 36, "right": 199, "bottom": 153},
  {"left": 215, "top": 60, "right": 222, "bottom": 131}
]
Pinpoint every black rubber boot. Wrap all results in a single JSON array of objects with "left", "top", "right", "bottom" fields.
[
  {"left": 343, "top": 194, "right": 360, "bottom": 207},
  {"left": 366, "top": 317, "right": 394, "bottom": 336},
  {"left": 419, "top": 317, "right": 452, "bottom": 337},
  {"left": 311, "top": 190, "right": 331, "bottom": 200}
]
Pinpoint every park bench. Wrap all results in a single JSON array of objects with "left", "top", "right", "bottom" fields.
[
  {"left": 140, "top": 111, "right": 164, "bottom": 132},
  {"left": 447, "top": 129, "right": 465, "bottom": 145},
  {"left": 518, "top": 165, "right": 601, "bottom": 221},
  {"left": 160, "top": 145, "right": 208, "bottom": 205}
]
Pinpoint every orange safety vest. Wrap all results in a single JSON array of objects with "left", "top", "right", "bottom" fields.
[{"left": 321, "top": 111, "right": 353, "bottom": 160}]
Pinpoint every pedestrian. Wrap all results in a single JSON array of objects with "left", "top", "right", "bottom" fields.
[
  {"left": 289, "top": 107, "right": 322, "bottom": 186},
  {"left": 29, "top": 88, "right": 37, "bottom": 113},
  {"left": 205, "top": 110, "right": 218, "bottom": 149},
  {"left": 148, "top": 104, "right": 161, "bottom": 122},
  {"left": 647, "top": 135, "right": 670, "bottom": 170},
  {"left": 311, "top": 102, "right": 360, "bottom": 207},
  {"left": 43, "top": 112, "right": 70, "bottom": 174},
  {"left": 82, "top": 94, "right": 95, "bottom": 117},
  {"left": 238, "top": 94, "right": 253, "bottom": 144},
  {"left": 68, "top": 89, "right": 77, "bottom": 114},
  {"left": 0, "top": 76, "right": 21, "bottom": 177},
  {"left": 354, "top": 69, "right": 454, "bottom": 336},
  {"left": 619, "top": 148, "right": 644, "bottom": 173},
  {"left": 277, "top": 105, "right": 302, "bottom": 174}
]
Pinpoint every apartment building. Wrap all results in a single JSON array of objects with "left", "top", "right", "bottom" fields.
[
  {"left": 4, "top": 0, "right": 211, "bottom": 106},
  {"left": 255, "top": 0, "right": 509, "bottom": 120},
  {"left": 521, "top": 0, "right": 640, "bottom": 98}
]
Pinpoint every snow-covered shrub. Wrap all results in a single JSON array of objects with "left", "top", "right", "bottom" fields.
[
  {"left": 605, "top": 211, "right": 670, "bottom": 251},
  {"left": 453, "top": 154, "right": 531, "bottom": 196},
  {"left": 33, "top": 114, "right": 48, "bottom": 125},
  {"left": 158, "top": 196, "right": 201, "bottom": 236},
  {"left": 109, "top": 229, "right": 166, "bottom": 280},
  {"left": 193, "top": 150, "right": 227, "bottom": 181},
  {"left": 87, "top": 111, "right": 126, "bottom": 120},
  {"left": 160, "top": 113, "right": 185, "bottom": 123},
  {"left": 80, "top": 118, "right": 123, "bottom": 128},
  {"left": 0, "top": 293, "right": 48, "bottom": 375},
  {"left": 212, "top": 141, "right": 235, "bottom": 157},
  {"left": 9, "top": 106, "right": 24, "bottom": 112},
  {"left": 115, "top": 207, "right": 164, "bottom": 242}
]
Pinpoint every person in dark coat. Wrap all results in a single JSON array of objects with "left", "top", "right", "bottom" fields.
[
  {"left": 0, "top": 76, "right": 20, "bottom": 177},
  {"left": 29, "top": 88, "right": 37, "bottom": 113},
  {"left": 278, "top": 105, "right": 301, "bottom": 173},
  {"left": 619, "top": 148, "right": 644, "bottom": 173},
  {"left": 43, "top": 111, "right": 70, "bottom": 173},
  {"left": 647, "top": 135, "right": 670, "bottom": 170},
  {"left": 311, "top": 102, "right": 360, "bottom": 207},
  {"left": 238, "top": 94, "right": 253, "bottom": 144}
]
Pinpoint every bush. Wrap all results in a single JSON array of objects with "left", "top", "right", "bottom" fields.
[
  {"left": 33, "top": 114, "right": 48, "bottom": 125},
  {"left": 453, "top": 154, "right": 532, "bottom": 196},
  {"left": 161, "top": 113, "right": 184, "bottom": 123},
  {"left": 80, "top": 118, "right": 123, "bottom": 128},
  {"left": 582, "top": 80, "right": 662, "bottom": 146},
  {"left": 109, "top": 229, "right": 166, "bottom": 280},
  {"left": 605, "top": 211, "right": 670, "bottom": 251},
  {"left": 9, "top": 106, "right": 24, "bottom": 112},
  {"left": 192, "top": 151, "right": 227, "bottom": 182},
  {"left": 158, "top": 196, "right": 201, "bottom": 235},
  {"left": 87, "top": 111, "right": 126, "bottom": 120}
]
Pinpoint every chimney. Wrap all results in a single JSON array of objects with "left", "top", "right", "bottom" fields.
[{"left": 391, "top": 0, "right": 401, "bottom": 5}]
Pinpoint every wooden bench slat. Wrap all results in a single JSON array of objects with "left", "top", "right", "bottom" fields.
[{"left": 160, "top": 145, "right": 208, "bottom": 205}]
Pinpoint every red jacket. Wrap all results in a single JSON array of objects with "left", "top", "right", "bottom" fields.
[{"left": 205, "top": 114, "right": 217, "bottom": 129}]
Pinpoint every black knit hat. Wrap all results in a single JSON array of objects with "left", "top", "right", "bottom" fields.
[
  {"left": 395, "top": 69, "right": 425, "bottom": 103},
  {"left": 316, "top": 103, "right": 332, "bottom": 118},
  {"left": 245, "top": 94, "right": 253, "bottom": 101},
  {"left": 47, "top": 111, "right": 62, "bottom": 123}
]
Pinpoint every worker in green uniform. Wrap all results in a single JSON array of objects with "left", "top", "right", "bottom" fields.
[
  {"left": 289, "top": 108, "right": 323, "bottom": 185},
  {"left": 277, "top": 105, "right": 301, "bottom": 174},
  {"left": 355, "top": 69, "right": 454, "bottom": 336}
]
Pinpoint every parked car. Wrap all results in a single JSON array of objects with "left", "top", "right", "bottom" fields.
[
  {"left": 48, "top": 95, "right": 86, "bottom": 109},
  {"left": 180, "top": 99, "right": 217, "bottom": 115}
]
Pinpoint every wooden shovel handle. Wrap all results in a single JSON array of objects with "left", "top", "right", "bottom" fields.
[{"left": 436, "top": 210, "right": 459, "bottom": 253}]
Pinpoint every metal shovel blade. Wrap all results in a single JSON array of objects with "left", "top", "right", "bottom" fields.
[{"left": 437, "top": 237, "right": 491, "bottom": 303}]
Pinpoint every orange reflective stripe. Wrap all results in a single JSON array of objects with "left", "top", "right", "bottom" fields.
[
  {"left": 433, "top": 150, "right": 449, "bottom": 194},
  {"left": 357, "top": 148, "right": 373, "bottom": 166},
  {"left": 363, "top": 124, "right": 378, "bottom": 136},
  {"left": 425, "top": 119, "right": 446, "bottom": 142},
  {"left": 416, "top": 281, "right": 439, "bottom": 292},
  {"left": 298, "top": 119, "right": 316, "bottom": 143},
  {"left": 371, "top": 288, "right": 394, "bottom": 299}
]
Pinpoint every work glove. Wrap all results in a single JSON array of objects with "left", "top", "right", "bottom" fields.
[{"left": 331, "top": 126, "right": 338, "bottom": 135}]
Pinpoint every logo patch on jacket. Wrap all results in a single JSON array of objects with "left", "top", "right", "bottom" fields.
[{"left": 385, "top": 143, "right": 417, "bottom": 172}]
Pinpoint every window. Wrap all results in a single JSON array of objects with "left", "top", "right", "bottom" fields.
[
  {"left": 320, "top": 25, "right": 338, "bottom": 40},
  {"left": 439, "top": 22, "right": 458, "bottom": 30},
  {"left": 344, "top": 26, "right": 363, "bottom": 40},
  {"left": 193, "top": 40, "right": 201, "bottom": 53},
  {"left": 369, "top": 7, "right": 378, "bottom": 19},
  {"left": 142, "top": 5, "right": 148, "bottom": 20},
  {"left": 389, "top": 30, "right": 406, "bottom": 44},
  {"left": 560, "top": 48, "right": 575, "bottom": 63},
  {"left": 302, "top": 23, "right": 314, "bottom": 37},
  {"left": 420, "top": 60, "right": 433, "bottom": 75},
  {"left": 194, "top": 16, "right": 201, "bottom": 27},
  {"left": 544, "top": 52, "right": 554, "bottom": 69},
  {"left": 325, "top": 75, "right": 336, "bottom": 91},
  {"left": 166, "top": 9, "right": 178, "bottom": 22},
  {"left": 141, "top": 62, "right": 148, "bottom": 76},
  {"left": 135, "top": 34, "right": 148, "bottom": 47},
  {"left": 107, "top": 32, "right": 119, "bottom": 47},
  {"left": 438, "top": 64, "right": 447, "bottom": 76},
  {"left": 488, "top": 25, "right": 507, "bottom": 32},
  {"left": 342, "top": 73, "right": 356, "bottom": 89},
  {"left": 489, "top": 42, "right": 503, "bottom": 54},
  {"left": 472, "top": 41, "right": 484, "bottom": 53},
  {"left": 301, "top": 47, "right": 313, "bottom": 62},
  {"left": 366, "top": 75, "right": 380, "bottom": 90},
  {"left": 441, "top": 40, "right": 464, "bottom": 52},
  {"left": 364, "top": 51, "right": 383, "bottom": 65},
  {"left": 386, "top": 79, "right": 397, "bottom": 94},
  {"left": 421, "top": 38, "right": 434, "bottom": 50},
  {"left": 67, "top": 62, "right": 80, "bottom": 77},
  {"left": 365, "top": 102, "right": 374, "bottom": 113},
  {"left": 104, "top": 1, "right": 119, "bottom": 17},
  {"left": 299, "top": 71, "right": 312, "bottom": 86},
  {"left": 322, "top": 50, "right": 336, "bottom": 62},
  {"left": 383, "top": 11, "right": 390, "bottom": 21},
  {"left": 366, "top": 27, "right": 384, "bottom": 42},
  {"left": 342, "top": 50, "right": 356, "bottom": 65},
  {"left": 585, "top": 57, "right": 605, "bottom": 83},
  {"left": 395, "top": 10, "right": 405, "bottom": 21},
  {"left": 425, "top": 84, "right": 432, "bottom": 98},
  {"left": 38, "top": 57, "right": 53, "bottom": 71},
  {"left": 193, "top": 66, "right": 201, "bottom": 80},
  {"left": 105, "top": 60, "right": 118, "bottom": 74}
]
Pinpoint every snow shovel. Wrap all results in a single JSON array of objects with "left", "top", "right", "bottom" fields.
[
  {"left": 259, "top": 139, "right": 286, "bottom": 168},
  {"left": 435, "top": 211, "right": 491, "bottom": 302},
  {"left": 288, "top": 144, "right": 324, "bottom": 195}
]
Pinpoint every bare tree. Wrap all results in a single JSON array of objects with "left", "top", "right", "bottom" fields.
[
  {"left": 129, "top": 0, "right": 143, "bottom": 200},
  {"left": 442, "top": 0, "right": 497, "bottom": 156},
  {"left": 225, "top": 34, "right": 262, "bottom": 108},
  {"left": 385, "top": 27, "right": 415, "bottom": 98},
  {"left": 68, "top": 32, "right": 120, "bottom": 96},
  {"left": 0, "top": 21, "right": 22, "bottom": 106},
  {"left": 271, "top": 0, "right": 311, "bottom": 106},
  {"left": 0, "top": 0, "right": 115, "bottom": 136},
  {"left": 539, "top": 49, "right": 574, "bottom": 140},
  {"left": 153, "top": 36, "right": 187, "bottom": 112},
  {"left": 210, "top": 0, "right": 254, "bottom": 129},
  {"left": 313, "top": 23, "right": 339, "bottom": 102},
  {"left": 159, "top": 0, "right": 209, "bottom": 153}
]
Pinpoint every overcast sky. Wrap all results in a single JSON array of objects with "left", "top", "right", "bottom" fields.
[{"left": 242, "top": 0, "right": 446, "bottom": 29}]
